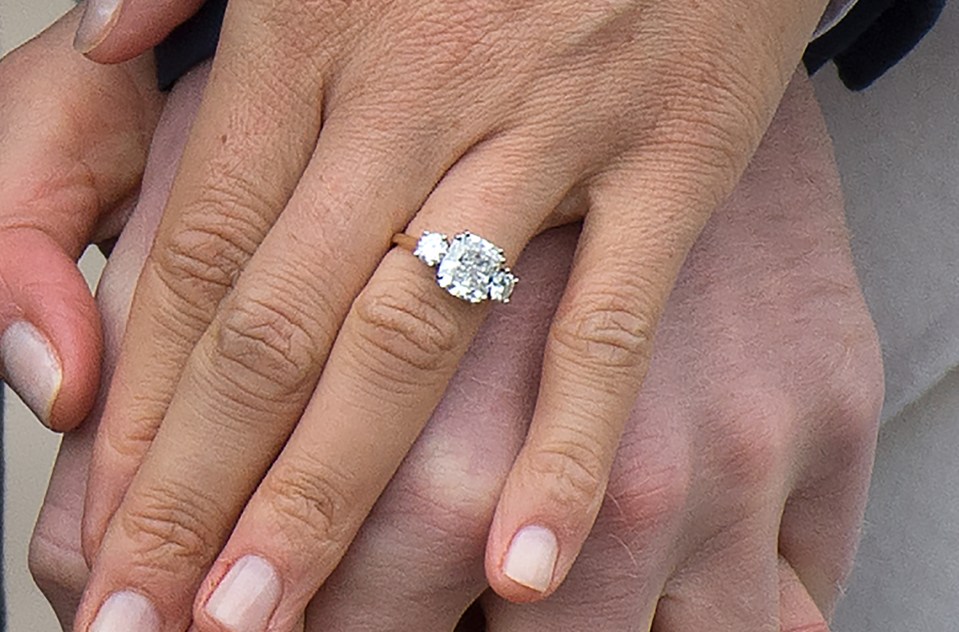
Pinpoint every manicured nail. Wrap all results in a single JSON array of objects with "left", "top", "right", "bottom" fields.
[
  {"left": 503, "top": 525, "right": 558, "bottom": 592},
  {"left": 1, "top": 321, "right": 62, "bottom": 427},
  {"left": 90, "top": 591, "right": 160, "bottom": 632},
  {"left": 206, "top": 556, "right": 282, "bottom": 632},
  {"left": 74, "top": 0, "right": 125, "bottom": 53}
]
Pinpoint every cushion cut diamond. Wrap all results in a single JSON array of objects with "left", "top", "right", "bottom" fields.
[{"left": 436, "top": 232, "right": 505, "bottom": 303}]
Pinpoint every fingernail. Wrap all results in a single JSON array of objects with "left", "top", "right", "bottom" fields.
[
  {"left": 1, "top": 321, "right": 62, "bottom": 427},
  {"left": 90, "top": 591, "right": 160, "bottom": 632},
  {"left": 503, "top": 525, "right": 558, "bottom": 593},
  {"left": 206, "top": 555, "right": 282, "bottom": 632},
  {"left": 74, "top": 0, "right": 125, "bottom": 53}
]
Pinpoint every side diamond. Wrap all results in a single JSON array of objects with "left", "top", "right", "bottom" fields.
[
  {"left": 413, "top": 231, "right": 449, "bottom": 266},
  {"left": 489, "top": 268, "right": 517, "bottom": 303}
]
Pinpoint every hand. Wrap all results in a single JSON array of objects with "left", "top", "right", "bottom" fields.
[
  {"left": 0, "top": 8, "right": 162, "bottom": 430},
  {"left": 30, "top": 61, "right": 210, "bottom": 631},
  {"left": 74, "top": 0, "right": 838, "bottom": 628},
  {"left": 293, "top": 68, "right": 882, "bottom": 631},
  {"left": 32, "top": 65, "right": 879, "bottom": 631}
]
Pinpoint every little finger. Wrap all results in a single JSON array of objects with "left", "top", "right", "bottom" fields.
[{"left": 486, "top": 163, "right": 711, "bottom": 601}]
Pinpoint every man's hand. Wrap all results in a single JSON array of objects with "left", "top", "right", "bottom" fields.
[
  {"left": 32, "top": 63, "right": 880, "bottom": 631},
  {"left": 0, "top": 8, "right": 162, "bottom": 430}
]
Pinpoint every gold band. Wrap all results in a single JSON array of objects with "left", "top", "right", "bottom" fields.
[{"left": 391, "top": 233, "right": 418, "bottom": 252}]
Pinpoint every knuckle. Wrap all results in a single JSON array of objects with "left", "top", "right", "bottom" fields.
[
  {"left": 825, "top": 326, "right": 884, "bottom": 453},
  {"left": 709, "top": 393, "right": 788, "bottom": 491},
  {"left": 395, "top": 455, "right": 503, "bottom": 554},
  {"left": 348, "top": 280, "right": 464, "bottom": 379},
  {"left": 120, "top": 482, "right": 224, "bottom": 575},
  {"left": 607, "top": 460, "right": 689, "bottom": 537},
  {"left": 526, "top": 432, "right": 610, "bottom": 511},
  {"left": 787, "top": 288, "right": 884, "bottom": 471},
  {"left": 196, "top": 166, "right": 284, "bottom": 231},
  {"left": 210, "top": 292, "right": 320, "bottom": 400},
  {"left": 551, "top": 290, "right": 655, "bottom": 373},
  {"left": 262, "top": 459, "right": 352, "bottom": 548},
  {"left": 151, "top": 218, "right": 252, "bottom": 309}
]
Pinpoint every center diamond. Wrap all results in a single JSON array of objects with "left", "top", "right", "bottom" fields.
[{"left": 436, "top": 232, "right": 506, "bottom": 303}]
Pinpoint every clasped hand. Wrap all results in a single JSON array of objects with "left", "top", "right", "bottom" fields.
[{"left": 2, "top": 0, "right": 868, "bottom": 629}]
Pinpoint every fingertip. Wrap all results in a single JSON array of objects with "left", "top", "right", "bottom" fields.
[
  {"left": 74, "top": 0, "right": 125, "bottom": 57},
  {"left": 486, "top": 521, "right": 571, "bottom": 603},
  {"left": 195, "top": 555, "right": 282, "bottom": 632},
  {"left": 0, "top": 231, "right": 102, "bottom": 432},
  {"left": 484, "top": 420, "right": 618, "bottom": 603},
  {"left": 1, "top": 321, "right": 62, "bottom": 429},
  {"left": 503, "top": 525, "right": 558, "bottom": 592}
]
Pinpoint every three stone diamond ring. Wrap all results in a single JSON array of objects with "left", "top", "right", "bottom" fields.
[{"left": 393, "top": 230, "right": 519, "bottom": 304}]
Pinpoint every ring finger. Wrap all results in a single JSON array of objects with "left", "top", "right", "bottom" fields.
[
  {"left": 301, "top": 226, "right": 578, "bottom": 631},
  {"left": 186, "top": 134, "right": 578, "bottom": 631}
]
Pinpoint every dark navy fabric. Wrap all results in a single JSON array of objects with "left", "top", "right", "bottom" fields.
[
  {"left": 156, "top": 0, "right": 228, "bottom": 91},
  {"left": 804, "top": 0, "right": 948, "bottom": 89},
  {"left": 155, "top": 0, "right": 948, "bottom": 91}
]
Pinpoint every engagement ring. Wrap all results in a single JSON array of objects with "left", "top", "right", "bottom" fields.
[{"left": 393, "top": 231, "right": 518, "bottom": 304}]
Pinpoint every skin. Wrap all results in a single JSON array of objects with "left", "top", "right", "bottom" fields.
[
  {"left": 0, "top": 10, "right": 163, "bottom": 431},
  {"left": 65, "top": 0, "right": 851, "bottom": 628},
  {"left": 4, "top": 19, "right": 881, "bottom": 630}
]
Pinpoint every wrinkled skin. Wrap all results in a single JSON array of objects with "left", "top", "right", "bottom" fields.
[
  {"left": 0, "top": 11, "right": 163, "bottom": 431},
  {"left": 29, "top": 60, "right": 882, "bottom": 631},
  {"left": 74, "top": 0, "right": 840, "bottom": 623}
]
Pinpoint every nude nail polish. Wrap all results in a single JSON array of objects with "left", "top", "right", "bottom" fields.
[
  {"left": 503, "top": 525, "right": 559, "bottom": 593},
  {"left": 90, "top": 592, "right": 160, "bottom": 632},
  {"left": 74, "top": 0, "right": 125, "bottom": 53},
  {"left": 206, "top": 556, "right": 282, "bottom": 632},
  {"left": 0, "top": 321, "right": 62, "bottom": 427}
]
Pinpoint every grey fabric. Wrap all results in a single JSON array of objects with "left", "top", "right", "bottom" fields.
[
  {"left": 815, "top": 0, "right": 861, "bottom": 37},
  {"left": 815, "top": 3, "right": 959, "bottom": 629},
  {"left": 814, "top": 0, "right": 959, "bottom": 426},
  {"left": 833, "top": 369, "right": 959, "bottom": 631}
]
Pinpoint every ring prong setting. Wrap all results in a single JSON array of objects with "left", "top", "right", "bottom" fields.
[{"left": 411, "top": 230, "right": 518, "bottom": 304}]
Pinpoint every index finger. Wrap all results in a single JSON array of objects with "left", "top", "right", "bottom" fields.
[{"left": 80, "top": 1, "right": 326, "bottom": 563}]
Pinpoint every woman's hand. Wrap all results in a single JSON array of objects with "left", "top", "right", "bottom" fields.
[
  {"left": 72, "top": 0, "right": 834, "bottom": 629},
  {"left": 32, "top": 63, "right": 880, "bottom": 632}
]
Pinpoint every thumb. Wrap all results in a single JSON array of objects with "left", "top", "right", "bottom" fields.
[
  {"left": 74, "top": 0, "right": 211, "bottom": 63},
  {"left": 0, "top": 10, "right": 164, "bottom": 431}
]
